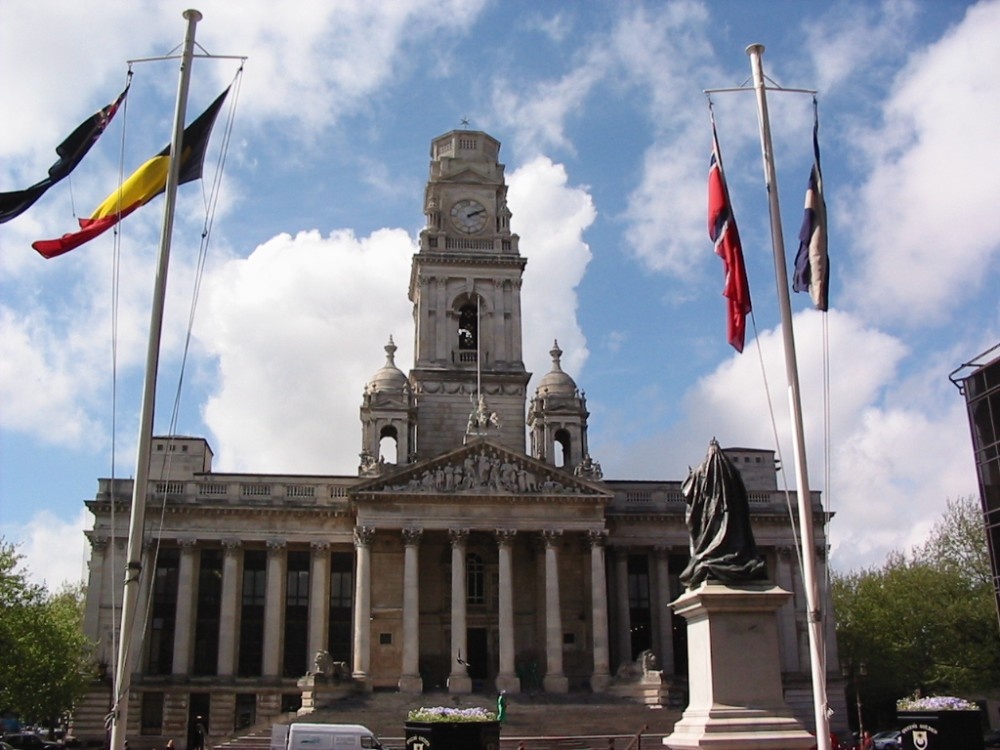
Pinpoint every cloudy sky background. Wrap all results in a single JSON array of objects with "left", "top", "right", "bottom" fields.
[{"left": 1, "top": 0, "right": 998, "bottom": 590}]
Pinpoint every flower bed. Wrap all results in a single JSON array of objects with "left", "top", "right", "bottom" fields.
[
  {"left": 407, "top": 706, "right": 497, "bottom": 723},
  {"left": 896, "top": 694, "right": 979, "bottom": 712}
]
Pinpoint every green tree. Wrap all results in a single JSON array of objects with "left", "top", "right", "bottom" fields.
[
  {"left": 0, "top": 539, "right": 94, "bottom": 729},
  {"left": 832, "top": 496, "right": 1000, "bottom": 724}
]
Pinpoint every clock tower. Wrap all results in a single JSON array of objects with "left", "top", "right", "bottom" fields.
[{"left": 407, "top": 130, "right": 530, "bottom": 459}]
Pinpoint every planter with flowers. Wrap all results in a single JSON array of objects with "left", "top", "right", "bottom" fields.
[
  {"left": 404, "top": 706, "right": 500, "bottom": 750},
  {"left": 895, "top": 695, "right": 983, "bottom": 750}
]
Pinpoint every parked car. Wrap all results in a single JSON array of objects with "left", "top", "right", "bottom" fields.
[
  {"left": 871, "top": 730, "right": 901, "bottom": 750},
  {"left": 2, "top": 734, "right": 59, "bottom": 750}
]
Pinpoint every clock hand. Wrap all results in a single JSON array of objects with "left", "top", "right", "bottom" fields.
[{"left": 467, "top": 208, "right": 484, "bottom": 217}]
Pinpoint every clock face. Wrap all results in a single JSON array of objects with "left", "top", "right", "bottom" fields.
[{"left": 450, "top": 199, "right": 489, "bottom": 234}]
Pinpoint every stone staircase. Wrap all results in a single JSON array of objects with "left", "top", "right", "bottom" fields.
[{"left": 212, "top": 692, "right": 681, "bottom": 750}]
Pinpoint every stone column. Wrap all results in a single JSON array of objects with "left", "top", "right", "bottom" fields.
[
  {"left": 774, "top": 546, "right": 798, "bottom": 673},
  {"left": 308, "top": 541, "right": 331, "bottom": 664},
  {"left": 654, "top": 546, "right": 675, "bottom": 674},
  {"left": 588, "top": 530, "right": 611, "bottom": 692},
  {"left": 495, "top": 529, "right": 520, "bottom": 693},
  {"left": 352, "top": 527, "right": 375, "bottom": 681},
  {"left": 613, "top": 546, "right": 632, "bottom": 670},
  {"left": 542, "top": 530, "right": 568, "bottom": 693},
  {"left": 217, "top": 539, "right": 241, "bottom": 677},
  {"left": 83, "top": 535, "right": 109, "bottom": 643},
  {"left": 172, "top": 539, "right": 199, "bottom": 676},
  {"left": 818, "top": 545, "right": 839, "bottom": 672},
  {"left": 435, "top": 278, "right": 448, "bottom": 361},
  {"left": 447, "top": 528, "right": 471, "bottom": 693},
  {"left": 262, "top": 539, "right": 287, "bottom": 679},
  {"left": 399, "top": 527, "right": 423, "bottom": 692},
  {"left": 493, "top": 279, "right": 507, "bottom": 363},
  {"left": 132, "top": 541, "right": 154, "bottom": 673}
]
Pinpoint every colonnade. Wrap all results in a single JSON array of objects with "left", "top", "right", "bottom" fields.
[
  {"left": 85, "top": 530, "right": 822, "bottom": 694},
  {"left": 350, "top": 525, "right": 615, "bottom": 693}
]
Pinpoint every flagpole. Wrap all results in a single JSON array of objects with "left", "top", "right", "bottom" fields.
[
  {"left": 109, "top": 10, "right": 202, "bottom": 750},
  {"left": 745, "top": 43, "right": 831, "bottom": 750}
]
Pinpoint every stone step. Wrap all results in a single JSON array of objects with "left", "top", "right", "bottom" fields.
[{"left": 212, "top": 693, "right": 678, "bottom": 750}]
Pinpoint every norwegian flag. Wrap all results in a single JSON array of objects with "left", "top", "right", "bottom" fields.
[{"left": 708, "top": 124, "right": 751, "bottom": 352}]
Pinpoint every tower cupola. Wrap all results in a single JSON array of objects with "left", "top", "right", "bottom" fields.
[
  {"left": 359, "top": 336, "right": 415, "bottom": 474},
  {"left": 528, "top": 341, "right": 600, "bottom": 478}
]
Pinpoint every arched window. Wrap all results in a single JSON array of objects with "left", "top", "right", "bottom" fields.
[
  {"left": 554, "top": 429, "right": 571, "bottom": 468},
  {"left": 466, "top": 552, "right": 485, "bottom": 605},
  {"left": 458, "top": 303, "right": 478, "bottom": 350},
  {"left": 379, "top": 426, "right": 398, "bottom": 464}
]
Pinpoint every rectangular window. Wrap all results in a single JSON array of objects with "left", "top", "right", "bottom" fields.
[
  {"left": 238, "top": 550, "right": 266, "bottom": 677},
  {"left": 140, "top": 692, "right": 164, "bottom": 735},
  {"left": 627, "top": 554, "right": 652, "bottom": 662},
  {"left": 328, "top": 553, "right": 353, "bottom": 664},
  {"left": 283, "top": 551, "right": 310, "bottom": 677},
  {"left": 234, "top": 694, "right": 256, "bottom": 731},
  {"left": 193, "top": 548, "right": 223, "bottom": 675},
  {"left": 147, "top": 548, "right": 179, "bottom": 675}
]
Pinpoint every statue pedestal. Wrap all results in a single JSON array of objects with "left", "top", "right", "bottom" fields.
[
  {"left": 296, "top": 674, "right": 358, "bottom": 715},
  {"left": 663, "top": 582, "right": 815, "bottom": 749}
]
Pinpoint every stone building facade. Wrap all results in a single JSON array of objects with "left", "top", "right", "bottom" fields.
[{"left": 74, "top": 130, "right": 842, "bottom": 746}]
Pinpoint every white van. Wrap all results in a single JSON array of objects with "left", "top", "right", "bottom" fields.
[{"left": 272, "top": 723, "right": 383, "bottom": 750}]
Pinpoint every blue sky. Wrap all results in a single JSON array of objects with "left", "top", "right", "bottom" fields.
[{"left": 1, "top": 0, "right": 997, "bottom": 590}]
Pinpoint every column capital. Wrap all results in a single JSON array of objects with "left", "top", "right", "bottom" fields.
[
  {"left": 494, "top": 528, "right": 517, "bottom": 547},
  {"left": 541, "top": 529, "right": 563, "bottom": 547},
  {"left": 402, "top": 527, "right": 424, "bottom": 546},
  {"left": 448, "top": 528, "right": 470, "bottom": 547},
  {"left": 222, "top": 538, "right": 243, "bottom": 554},
  {"left": 266, "top": 538, "right": 287, "bottom": 551},
  {"left": 587, "top": 529, "right": 608, "bottom": 548},
  {"left": 90, "top": 534, "right": 110, "bottom": 551},
  {"left": 310, "top": 540, "right": 331, "bottom": 553},
  {"left": 178, "top": 538, "right": 199, "bottom": 550},
  {"left": 355, "top": 526, "right": 376, "bottom": 548},
  {"left": 776, "top": 546, "right": 793, "bottom": 560}
]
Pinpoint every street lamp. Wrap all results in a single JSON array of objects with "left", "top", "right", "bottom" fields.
[{"left": 840, "top": 660, "right": 867, "bottom": 747}]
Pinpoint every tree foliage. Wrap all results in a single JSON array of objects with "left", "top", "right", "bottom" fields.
[
  {"left": 0, "top": 538, "right": 94, "bottom": 727},
  {"left": 833, "top": 496, "right": 1000, "bottom": 716}
]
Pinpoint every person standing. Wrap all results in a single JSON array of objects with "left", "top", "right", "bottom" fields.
[
  {"left": 193, "top": 718, "right": 206, "bottom": 750},
  {"left": 496, "top": 691, "right": 507, "bottom": 724}
]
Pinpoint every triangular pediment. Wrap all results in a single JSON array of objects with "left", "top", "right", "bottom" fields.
[
  {"left": 445, "top": 166, "right": 494, "bottom": 185},
  {"left": 351, "top": 438, "right": 611, "bottom": 502}
]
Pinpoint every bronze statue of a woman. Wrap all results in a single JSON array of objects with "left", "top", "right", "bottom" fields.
[{"left": 679, "top": 438, "right": 768, "bottom": 588}]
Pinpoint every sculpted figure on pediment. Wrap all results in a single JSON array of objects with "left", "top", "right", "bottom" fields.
[{"left": 380, "top": 445, "right": 582, "bottom": 495}]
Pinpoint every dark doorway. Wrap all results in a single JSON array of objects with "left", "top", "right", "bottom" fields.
[
  {"left": 466, "top": 627, "right": 489, "bottom": 683},
  {"left": 187, "top": 693, "right": 210, "bottom": 750}
]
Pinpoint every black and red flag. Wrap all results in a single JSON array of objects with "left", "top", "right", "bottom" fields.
[
  {"left": 33, "top": 86, "right": 229, "bottom": 259},
  {"left": 0, "top": 86, "right": 129, "bottom": 224}
]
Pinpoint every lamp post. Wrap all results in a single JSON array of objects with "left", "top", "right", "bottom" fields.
[{"left": 840, "top": 660, "right": 867, "bottom": 748}]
